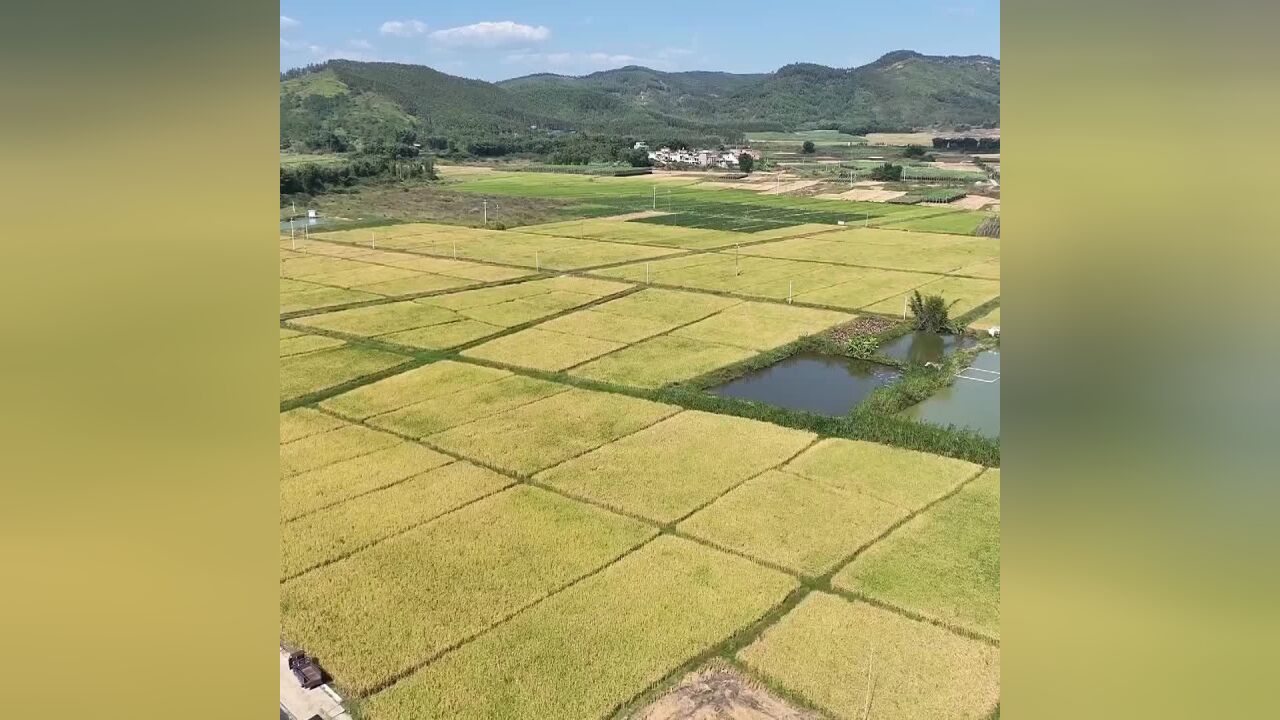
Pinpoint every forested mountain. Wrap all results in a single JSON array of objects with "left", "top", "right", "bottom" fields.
[{"left": 280, "top": 52, "right": 999, "bottom": 154}]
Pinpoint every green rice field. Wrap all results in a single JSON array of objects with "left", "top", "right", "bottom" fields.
[{"left": 279, "top": 174, "right": 1001, "bottom": 718}]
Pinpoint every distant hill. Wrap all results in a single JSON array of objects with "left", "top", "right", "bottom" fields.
[{"left": 280, "top": 51, "right": 999, "bottom": 151}]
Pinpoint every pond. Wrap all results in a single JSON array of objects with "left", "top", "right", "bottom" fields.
[
  {"left": 898, "top": 350, "right": 1000, "bottom": 438},
  {"left": 877, "top": 331, "right": 979, "bottom": 365},
  {"left": 709, "top": 352, "right": 902, "bottom": 416}
]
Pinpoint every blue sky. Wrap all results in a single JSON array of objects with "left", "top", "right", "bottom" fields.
[{"left": 281, "top": 1, "right": 999, "bottom": 81}]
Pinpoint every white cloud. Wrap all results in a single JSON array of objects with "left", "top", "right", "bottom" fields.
[
  {"left": 431, "top": 21, "right": 550, "bottom": 48},
  {"left": 348, "top": 39, "right": 373, "bottom": 50},
  {"left": 380, "top": 19, "right": 427, "bottom": 37},
  {"left": 280, "top": 15, "right": 299, "bottom": 30}
]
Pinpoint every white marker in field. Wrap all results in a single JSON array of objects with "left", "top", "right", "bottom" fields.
[
  {"left": 535, "top": 251, "right": 540, "bottom": 271},
  {"left": 788, "top": 281, "right": 793, "bottom": 304},
  {"left": 290, "top": 219, "right": 296, "bottom": 250},
  {"left": 652, "top": 186, "right": 657, "bottom": 210},
  {"left": 371, "top": 232, "right": 375, "bottom": 249}
]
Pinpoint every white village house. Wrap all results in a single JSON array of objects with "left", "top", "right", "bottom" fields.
[{"left": 646, "top": 146, "right": 760, "bottom": 169}]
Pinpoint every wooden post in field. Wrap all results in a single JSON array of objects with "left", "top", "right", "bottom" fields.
[
  {"left": 290, "top": 219, "right": 296, "bottom": 250},
  {"left": 903, "top": 296, "right": 908, "bottom": 319},
  {"left": 652, "top": 186, "right": 656, "bottom": 210},
  {"left": 535, "top": 251, "right": 540, "bottom": 271},
  {"left": 645, "top": 263, "right": 650, "bottom": 284},
  {"left": 735, "top": 244, "right": 740, "bottom": 275},
  {"left": 452, "top": 239, "right": 457, "bottom": 259},
  {"left": 788, "top": 281, "right": 793, "bottom": 304},
  {"left": 371, "top": 232, "right": 375, "bottom": 250}
]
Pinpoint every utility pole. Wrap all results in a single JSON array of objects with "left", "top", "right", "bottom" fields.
[
  {"left": 483, "top": 199, "right": 488, "bottom": 226},
  {"left": 652, "top": 186, "right": 656, "bottom": 210}
]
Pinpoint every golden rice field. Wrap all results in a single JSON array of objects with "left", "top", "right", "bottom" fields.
[{"left": 279, "top": 203, "right": 1000, "bottom": 719}]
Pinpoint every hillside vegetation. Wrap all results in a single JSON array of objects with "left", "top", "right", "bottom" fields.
[{"left": 280, "top": 51, "right": 999, "bottom": 155}]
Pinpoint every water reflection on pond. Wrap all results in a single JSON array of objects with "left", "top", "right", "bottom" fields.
[
  {"left": 709, "top": 353, "right": 902, "bottom": 416},
  {"left": 878, "top": 331, "right": 979, "bottom": 365}
]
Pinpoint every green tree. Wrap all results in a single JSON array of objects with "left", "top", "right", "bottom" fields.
[
  {"left": 908, "top": 291, "right": 959, "bottom": 333},
  {"left": 801, "top": 140, "right": 816, "bottom": 154},
  {"left": 626, "top": 149, "right": 653, "bottom": 167},
  {"left": 738, "top": 153, "right": 755, "bottom": 173},
  {"left": 903, "top": 144, "right": 927, "bottom": 158},
  {"left": 869, "top": 162, "right": 903, "bottom": 181}
]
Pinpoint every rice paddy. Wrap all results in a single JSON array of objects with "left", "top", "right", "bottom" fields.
[
  {"left": 281, "top": 486, "right": 656, "bottom": 695},
  {"left": 739, "top": 227, "right": 1000, "bottom": 274},
  {"left": 738, "top": 593, "right": 1000, "bottom": 720},
  {"left": 536, "top": 410, "right": 816, "bottom": 523},
  {"left": 678, "top": 440, "right": 979, "bottom": 576},
  {"left": 424, "top": 388, "right": 681, "bottom": 476},
  {"left": 311, "top": 221, "right": 686, "bottom": 271},
  {"left": 289, "top": 275, "right": 633, "bottom": 350},
  {"left": 279, "top": 343, "right": 410, "bottom": 404},
  {"left": 279, "top": 174, "right": 1000, "bottom": 718},
  {"left": 462, "top": 293, "right": 848, "bottom": 383},
  {"left": 361, "top": 536, "right": 797, "bottom": 720},
  {"left": 590, "top": 252, "right": 948, "bottom": 312},
  {"left": 833, "top": 469, "right": 1001, "bottom": 638},
  {"left": 279, "top": 241, "right": 535, "bottom": 314}
]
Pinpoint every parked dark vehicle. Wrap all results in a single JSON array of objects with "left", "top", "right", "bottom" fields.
[{"left": 288, "top": 651, "right": 324, "bottom": 689}]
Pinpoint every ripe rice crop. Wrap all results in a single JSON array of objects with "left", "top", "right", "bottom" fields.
[
  {"left": 462, "top": 328, "right": 626, "bottom": 372},
  {"left": 280, "top": 345, "right": 410, "bottom": 403},
  {"left": 570, "top": 335, "right": 757, "bottom": 389},
  {"left": 280, "top": 423, "right": 399, "bottom": 478},
  {"left": 280, "top": 460, "right": 513, "bottom": 579},
  {"left": 280, "top": 441, "right": 452, "bottom": 521},
  {"left": 425, "top": 388, "right": 680, "bottom": 475},
  {"left": 279, "top": 407, "right": 345, "bottom": 445},
  {"left": 281, "top": 486, "right": 655, "bottom": 695},
  {"left": 361, "top": 536, "right": 797, "bottom": 720},
  {"left": 368, "top": 375, "right": 570, "bottom": 439},
  {"left": 833, "top": 470, "right": 1000, "bottom": 638},
  {"left": 320, "top": 361, "right": 509, "bottom": 421},
  {"left": 536, "top": 410, "right": 815, "bottom": 522},
  {"left": 738, "top": 593, "right": 999, "bottom": 720},
  {"left": 677, "top": 469, "right": 905, "bottom": 576}
]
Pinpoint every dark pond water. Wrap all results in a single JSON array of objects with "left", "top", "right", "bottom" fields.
[
  {"left": 899, "top": 350, "right": 1000, "bottom": 437},
  {"left": 710, "top": 352, "right": 902, "bottom": 416},
  {"left": 878, "top": 331, "right": 979, "bottom": 365}
]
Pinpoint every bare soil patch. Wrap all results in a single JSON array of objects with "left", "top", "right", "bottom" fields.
[
  {"left": 632, "top": 664, "right": 823, "bottom": 720},
  {"left": 947, "top": 195, "right": 999, "bottom": 211},
  {"left": 838, "top": 189, "right": 908, "bottom": 202},
  {"left": 760, "top": 180, "right": 822, "bottom": 196}
]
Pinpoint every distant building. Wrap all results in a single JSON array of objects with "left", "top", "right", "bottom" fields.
[
  {"left": 633, "top": 141, "right": 648, "bottom": 150},
  {"left": 647, "top": 146, "right": 759, "bottom": 169}
]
